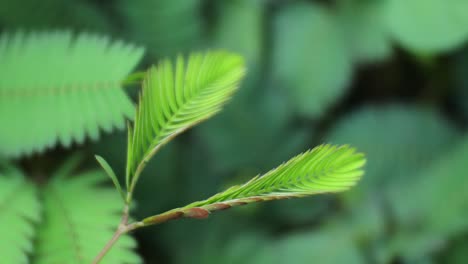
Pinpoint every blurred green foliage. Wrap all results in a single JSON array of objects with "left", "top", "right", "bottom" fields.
[
  {"left": 1, "top": 0, "right": 468, "bottom": 263},
  {"left": 0, "top": 31, "right": 143, "bottom": 157}
]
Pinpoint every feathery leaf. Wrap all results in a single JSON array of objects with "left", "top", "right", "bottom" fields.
[
  {"left": 34, "top": 170, "right": 141, "bottom": 264},
  {"left": 126, "top": 51, "right": 246, "bottom": 192},
  {"left": 142, "top": 145, "right": 365, "bottom": 225},
  {"left": 0, "top": 31, "right": 144, "bottom": 157},
  {"left": 0, "top": 165, "right": 41, "bottom": 264}
]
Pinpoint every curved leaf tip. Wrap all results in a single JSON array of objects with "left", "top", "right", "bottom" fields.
[{"left": 126, "top": 50, "right": 246, "bottom": 192}]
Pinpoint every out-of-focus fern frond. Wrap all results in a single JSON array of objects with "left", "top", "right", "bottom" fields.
[
  {"left": 0, "top": 31, "right": 144, "bottom": 158},
  {"left": 34, "top": 170, "right": 141, "bottom": 264},
  {"left": 126, "top": 51, "right": 246, "bottom": 192},
  {"left": 0, "top": 165, "right": 41, "bottom": 264},
  {"left": 118, "top": 0, "right": 202, "bottom": 58},
  {"left": 142, "top": 145, "right": 365, "bottom": 225}
]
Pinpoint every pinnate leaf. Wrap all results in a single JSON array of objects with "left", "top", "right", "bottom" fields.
[
  {"left": 126, "top": 51, "right": 246, "bottom": 190},
  {"left": 0, "top": 165, "right": 41, "bottom": 264},
  {"left": 0, "top": 31, "right": 144, "bottom": 157}
]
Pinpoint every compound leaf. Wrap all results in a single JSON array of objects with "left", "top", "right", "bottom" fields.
[
  {"left": 0, "top": 31, "right": 144, "bottom": 157},
  {"left": 34, "top": 170, "right": 140, "bottom": 264},
  {"left": 142, "top": 145, "right": 365, "bottom": 225},
  {"left": 0, "top": 165, "right": 41, "bottom": 264},
  {"left": 126, "top": 51, "right": 246, "bottom": 191},
  {"left": 187, "top": 144, "right": 364, "bottom": 206}
]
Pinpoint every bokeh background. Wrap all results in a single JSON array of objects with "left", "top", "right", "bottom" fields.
[{"left": 2, "top": 0, "right": 468, "bottom": 263}]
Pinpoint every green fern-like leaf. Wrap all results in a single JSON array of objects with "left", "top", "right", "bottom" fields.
[
  {"left": 126, "top": 51, "right": 246, "bottom": 191},
  {"left": 0, "top": 31, "right": 144, "bottom": 157},
  {"left": 0, "top": 165, "right": 41, "bottom": 264},
  {"left": 142, "top": 145, "right": 365, "bottom": 225},
  {"left": 34, "top": 170, "right": 141, "bottom": 264}
]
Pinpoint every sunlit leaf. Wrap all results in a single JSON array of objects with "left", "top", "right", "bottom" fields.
[
  {"left": 142, "top": 145, "right": 365, "bottom": 226},
  {"left": 126, "top": 51, "right": 246, "bottom": 190}
]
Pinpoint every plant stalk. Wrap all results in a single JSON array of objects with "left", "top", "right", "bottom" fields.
[
  {"left": 93, "top": 196, "right": 280, "bottom": 263},
  {"left": 92, "top": 205, "right": 130, "bottom": 264}
]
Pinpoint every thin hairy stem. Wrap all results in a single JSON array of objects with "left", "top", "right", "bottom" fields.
[{"left": 92, "top": 205, "right": 130, "bottom": 264}]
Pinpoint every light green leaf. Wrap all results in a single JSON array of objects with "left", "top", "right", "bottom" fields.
[
  {"left": 385, "top": 0, "right": 468, "bottom": 54},
  {"left": 95, "top": 155, "right": 125, "bottom": 202},
  {"left": 142, "top": 145, "right": 365, "bottom": 225},
  {"left": 272, "top": 2, "right": 353, "bottom": 117},
  {"left": 185, "top": 145, "right": 365, "bottom": 208},
  {"left": 0, "top": 31, "right": 144, "bottom": 158},
  {"left": 0, "top": 165, "right": 41, "bottom": 264},
  {"left": 34, "top": 170, "right": 141, "bottom": 264},
  {"left": 126, "top": 51, "right": 246, "bottom": 191}
]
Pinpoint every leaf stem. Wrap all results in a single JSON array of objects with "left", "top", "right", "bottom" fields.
[
  {"left": 92, "top": 205, "right": 130, "bottom": 264},
  {"left": 122, "top": 71, "right": 146, "bottom": 86}
]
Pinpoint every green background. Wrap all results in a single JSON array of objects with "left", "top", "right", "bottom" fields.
[{"left": 2, "top": 0, "right": 468, "bottom": 263}]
